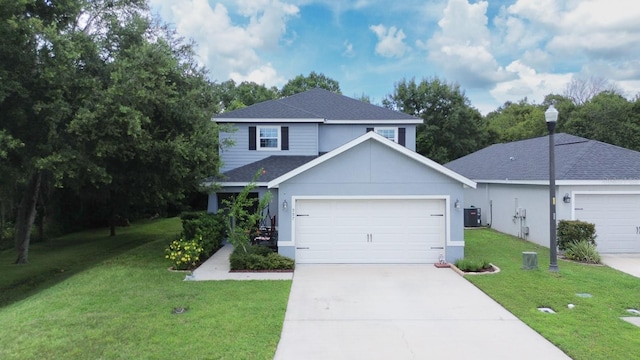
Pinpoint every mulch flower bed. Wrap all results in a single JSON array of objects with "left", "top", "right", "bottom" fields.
[{"left": 450, "top": 263, "right": 500, "bottom": 276}]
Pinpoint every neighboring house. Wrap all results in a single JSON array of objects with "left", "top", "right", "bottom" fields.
[
  {"left": 207, "top": 88, "right": 476, "bottom": 263},
  {"left": 445, "top": 133, "right": 640, "bottom": 253}
]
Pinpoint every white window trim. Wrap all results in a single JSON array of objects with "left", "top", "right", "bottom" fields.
[
  {"left": 374, "top": 127, "right": 398, "bottom": 142},
  {"left": 257, "top": 126, "right": 281, "bottom": 151}
]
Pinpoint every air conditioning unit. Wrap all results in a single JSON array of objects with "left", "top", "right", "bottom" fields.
[{"left": 464, "top": 207, "right": 481, "bottom": 227}]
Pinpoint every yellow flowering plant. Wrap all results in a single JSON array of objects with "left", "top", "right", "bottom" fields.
[{"left": 165, "top": 236, "right": 205, "bottom": 270}]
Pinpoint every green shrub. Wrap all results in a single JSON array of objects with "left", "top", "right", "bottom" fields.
[
  {"left": 557, "top": 220, "right": 597, "bottom": 251},
  {"left": 564, "top": 240, "right": 601, "bottom": 264},
  {"left": 165, "top": 236, "right": 205, "bottom": 270},
  {"left": 454, "top": 258, "right": 491, "bottom": 272},
  {"left": 230, "top": 245, "right": 294, "bottom": 271},
  {"left": 222, "top": 170, "right": 272, "bottom": 253},
  {"left": 180, "top": 211, "right": 226, "bottom": 256}
]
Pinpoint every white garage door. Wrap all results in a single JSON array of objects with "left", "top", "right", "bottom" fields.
[
  {"left": 294, "top": 198, "right": 446, "bottom": 263},
  {"left": 574, "top": 194, "right": 640, "bottom": 253}
]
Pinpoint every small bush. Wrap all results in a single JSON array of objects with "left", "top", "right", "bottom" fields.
[
  {"left": 454, "top": 258, "right": 491, "bottom": 272},
  {"left": 165, "top": 236, "right": 205, "bottom": 270},
  {"left": 180, "top": 211, "right": 226, "bottom": 256},
  {"left": 564, "top": 241, "right": 601, "bottom": 264},
  {"left": 230, "top": 245, "right": 294, "bottom": 271},
  {"left": 557, "top": 220, "right": 597, "bottom": 251}
]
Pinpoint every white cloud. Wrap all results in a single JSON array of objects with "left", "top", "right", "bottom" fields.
[
  {"left": 488, "top": 0, "right": 640, "bottom": 105},
  {"left": 502, "top": 0, "right": 640, "bottom": 67},
  {"left": 342, "top": 40, "right": 355, "bottom": 57},
  {"left": 230, "top": 63, "right": 285, "bottom": 86},
  {"left": 369, "top": 24, "right": 409, "bottom": 58},
  {"left": 425, "top": 0, "right": 512, "bottom": 88},
  {"left": 149, "top": 0, "right": 298, "bottom": 86},
  {"left": 490, "top": 61, "right": 572, "bottom": 104}
]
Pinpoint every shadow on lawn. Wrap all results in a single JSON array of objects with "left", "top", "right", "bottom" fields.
[{"left": 0, "top": 219, "right": 180, "bottom": 308}]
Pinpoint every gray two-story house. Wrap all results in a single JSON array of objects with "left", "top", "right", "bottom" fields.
[{"left": 208, "top": 88, "right": 475, "bottom": 264}]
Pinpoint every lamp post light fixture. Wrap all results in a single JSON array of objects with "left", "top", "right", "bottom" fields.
[{"left": 545, "top": 104, "right": 559, "bottom": 272}]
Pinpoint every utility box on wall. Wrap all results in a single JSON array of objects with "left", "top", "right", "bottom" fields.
[{"left": 464, "top": 207, "right": 481, "bottom": 227}]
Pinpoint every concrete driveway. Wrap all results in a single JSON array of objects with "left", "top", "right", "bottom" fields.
[
  {"left": 601, "top": 254, "right": 640, "bottom": 278},
  {"left": 274, "top": 264, "right": 570, "bottom": 360}
]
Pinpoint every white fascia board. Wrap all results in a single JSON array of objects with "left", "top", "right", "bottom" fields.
[
  {"left": 213, "top": 118, "right": 323, "bottom": 123},
  {"left": 324, "top": 119, "right": 423, "bottom": 124},
  {"left": 472, "top": 179, "right": 548, "bottom": 185},
  {"left": 217, "top": 182, "right": 269, "bottom": 188},
  {"left": 473, "top": 179, "right": 640, "bottom": 186},
  {"left": 573, "top": 190, "right": 640, "bottom": 195},
  {"left": 268, "top": 131, "right": 476, "bottom": 189}
]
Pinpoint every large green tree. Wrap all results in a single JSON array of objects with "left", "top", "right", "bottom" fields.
[
  {"left": 383, "top": 77, "right": 487, "bottom": 163},
  {"left": 1, "top": 0, "right": 222, "bottom": 263},
  {"left": 484, "top": 99, "right": 550, "bottom": 143},
  {"left": 562, "top": 91, "right": 640, "bottom": 151},
  {"left": 214, "top": 80, "right": 278, "bottom": 112},
  {"left": 280, "top": 71, "right": 341, "bottom": 97}
]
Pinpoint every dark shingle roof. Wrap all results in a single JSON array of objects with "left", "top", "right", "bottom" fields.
[
  {"left": 215, "top": 88, "right": 418, "bottom": 122},
  {"left": 444, "top": 133, "right": 640, "bottom": 181},
  {"left": 220, "top": 156, "right": 318, "bottom": 183}
]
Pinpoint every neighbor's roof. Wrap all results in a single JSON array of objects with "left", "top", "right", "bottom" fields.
[
  {"left": 213, "top": 156, "right": 318, "bottom": 186},
  {"left": 214, "top": 88, "right": 421, "bottom": 124},
  {"left": 268, "top": 131, "right": 476, "bottom": 189},
  {"left": 444, "top": 133, "right": 640, "bottom": 183}
]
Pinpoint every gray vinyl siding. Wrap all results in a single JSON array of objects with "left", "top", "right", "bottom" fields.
[
  {"left": 464, "top": 182, "right": 640, "bottom": 249},
  {"left": 220, "top": 123, "right": 319, "bottom": 172},
  {"left": 275, "top": 139, "right": 466, "bottom": 263},
  {"left": 319, "top": 124, "right": 417, "bottom": 153}
]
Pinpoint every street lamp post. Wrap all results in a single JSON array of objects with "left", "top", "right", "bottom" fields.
[{"left": 545, "top": 104, "right": 559, "bottom": 272}]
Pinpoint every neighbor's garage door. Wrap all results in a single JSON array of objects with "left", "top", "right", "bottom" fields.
[
  {"left": 294, "top": 199, "right": 446, "bottom": 263},
  {"left": 574, "top": 194, "right": 640, "bottom": 253}
]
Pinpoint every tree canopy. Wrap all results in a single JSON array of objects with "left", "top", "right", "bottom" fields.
[
  {"left": 383, "top": 77, "right": 488, "bottom": 163},
  {"left": 1, "top": 0, "right": 222, "bottom": 263},
  {"left": 280, "top": 71, "right": 341, "bottom": 97}
]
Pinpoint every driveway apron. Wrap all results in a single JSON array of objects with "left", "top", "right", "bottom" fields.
[
  {"left": 601, "top": 254, "right": 640, "bottom": 278},
  {"left": 274, "top": 264, "right": 570, "bottom": 360}
]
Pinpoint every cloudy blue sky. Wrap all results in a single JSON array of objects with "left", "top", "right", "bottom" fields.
[{"left": 149, "top": 0, "right": 640, "bottom": 114}]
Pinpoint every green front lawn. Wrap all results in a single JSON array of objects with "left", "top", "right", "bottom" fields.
[
  {"left": 464, "top": 229, "right": 640, "bottom": 360},
  {"left": 0, "top": 218, "right": 291, "bottom": 360}
]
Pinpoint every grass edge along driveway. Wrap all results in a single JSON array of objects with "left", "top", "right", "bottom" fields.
[
  {"left": 464, "top": 229, "right": 640, "bottom": 360},
  {"left": 0, "top": 218, "right": 291, "bottom": 360}
]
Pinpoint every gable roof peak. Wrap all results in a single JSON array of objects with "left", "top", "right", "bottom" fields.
[{"left": 268, "top": 131, "right": 476, "bottom": 188}]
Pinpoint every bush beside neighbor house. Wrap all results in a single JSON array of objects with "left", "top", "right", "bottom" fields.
[
  {"left": 557, "top": 220, "right": 597, "bottom": 251},
  {"left": 557, "top": 220, "right": 600, "bottom": 263}
]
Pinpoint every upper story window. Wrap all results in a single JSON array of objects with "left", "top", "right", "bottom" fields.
[
  {"left": 249, "top": 126, "right": 289, "bottom": 151},
  {"left": 375, "top": 127, "right": 397, "bottom": 142},
  {"left": 367, "top": 127, "right": 406, "bottom": 146},
  {"left": 258, "top": 126, "right": 280, "bottom": 150}
]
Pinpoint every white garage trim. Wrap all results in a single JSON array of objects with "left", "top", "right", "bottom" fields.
[
  {"left": 571, "top": 191, "right": 640, "bottom": 220},
  {"left": 572, "top": 191, "right": 640, "bottom": 253},
  {"left": 286, "top": 196, "right": 453, "bottom": 264},
  {"left": 289, "top": 195, "right": 453, "bottom": 244}
]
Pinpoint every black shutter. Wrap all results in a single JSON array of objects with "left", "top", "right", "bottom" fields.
[
  {"left": 249, "top": 126, "right": 256, "bottom": 150},
  {"left": 398, "top": 127, "right": 406, "bottom": 146},
  {"left": 281, "top": 127, "right": 289, "bottom": 150},
  {"left": 366, "top": 127, "right": 374, "bottom": 133}
]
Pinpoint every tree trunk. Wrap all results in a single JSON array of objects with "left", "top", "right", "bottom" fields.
[
  {"left": 15, "top": 172, "right": 42, "bottom": 264},
  {"left": 109, "top": 191, "right": 116, "bottom": 237}
]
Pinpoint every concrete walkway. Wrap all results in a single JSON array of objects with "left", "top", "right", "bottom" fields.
[
  {"left": 274, "top": 264, "right": 570, "bottom": 360},
  {"left": 190, "top": 243, "right": 293, "bottom": 281},
  {"left": 600, "top": 254, "right": 640, "bottom": 278}
]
